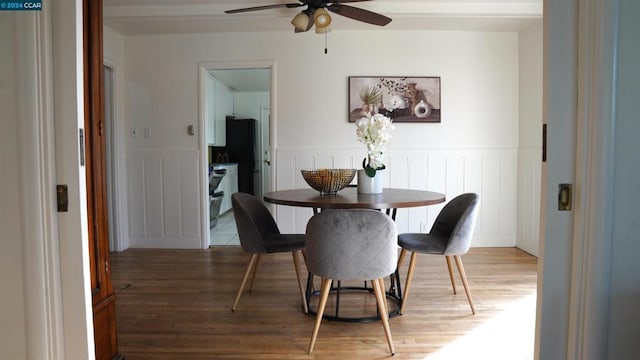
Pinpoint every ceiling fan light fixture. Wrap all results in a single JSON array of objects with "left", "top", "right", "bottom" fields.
[
  {"left": 313, "top": 8, "right": 332, "bottom": 28},
  {"left": 291, "top": 12, "right": 310, "bottom": 32}
]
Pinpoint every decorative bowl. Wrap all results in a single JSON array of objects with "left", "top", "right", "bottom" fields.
[{"left": 300, "top": 168, "right": 356, "bottom": 195}]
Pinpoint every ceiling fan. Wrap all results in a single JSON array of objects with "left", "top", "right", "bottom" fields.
[{"left": 225, "top": 0, "right": 392, "bottom": 33}]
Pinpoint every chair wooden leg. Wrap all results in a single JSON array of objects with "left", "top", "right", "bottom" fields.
[
  {"left": 454, "top": 255, "right": 476, "bottom": 315},
  {"left": 308, "top": 278, "right": 332, "bottom": 354},
  {"left": 231, "top": 254, "right": 259, "bottom": 311},
  {"left": 445, "top": 255, "right": 457, "bottom": 294},
  {"left": 372, "top": 277, "right": 395, "bottom": 355},
  {"left": 301, "top": 250, "right": 317, "bottom": 293},
  {"left": 292, "top": 250, "right": 309, "bottom": 314},
  {"left": 397, "top": 248, "right": 407, "bottom": 269},
  {"left": 378, "top": 278, "right": 390, "bottom": 315},
  {"left": 248, "top": 254, "right": 261, "bottom": 292},
  {"left": 399, "top": 252, "right": 418, "bottom": 314}
]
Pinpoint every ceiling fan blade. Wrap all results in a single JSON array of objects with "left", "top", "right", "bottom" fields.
[
  {"left": 327, "top": 4, "right": 392, "bottom": 26},
  {"left": 225, "top": 3, "right": 303, "bottom": 14},
  {"left": 331, "top": 0, "right": 372, "bottom": 3},
  {"left": 304, "top": 10, "right": 315, "bottom": 31}
]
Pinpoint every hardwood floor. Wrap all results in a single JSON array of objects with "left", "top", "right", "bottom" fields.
[{"left": 111, "top": 247, "right": 537, "bottom": 359}]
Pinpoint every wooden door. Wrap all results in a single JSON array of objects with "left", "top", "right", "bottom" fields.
[{"left": 83, "top": 0, "right": 123, "bottom": 358}]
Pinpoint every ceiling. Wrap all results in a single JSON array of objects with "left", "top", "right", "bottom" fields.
[
  {"left": 104, "top": 0, "right": 543, "bottom": 35},
  {"left": 208, "top": 69, "right": 270, "bottom": 92}
]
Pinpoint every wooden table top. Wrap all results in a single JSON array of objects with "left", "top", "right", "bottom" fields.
[{"left": 263, "top": 187, "right": 445, "bottom": 209}]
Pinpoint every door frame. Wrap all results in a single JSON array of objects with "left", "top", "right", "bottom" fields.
[
  {"left": 197, "top": 60, "right": 277, "bottom": 249},
  {"left": 260, "top": 105, "right": 272, "bottom": 198}
]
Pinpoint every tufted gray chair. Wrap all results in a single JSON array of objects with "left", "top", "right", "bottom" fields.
[
  {"left": 305, "top": 209, "right": 397, "bottom": 355},
  {"left": 397, "top": 193, "right": 480, "bottom": 315},
  {"left": 230, "top": 192, "right": 307, "bottom": 313}
]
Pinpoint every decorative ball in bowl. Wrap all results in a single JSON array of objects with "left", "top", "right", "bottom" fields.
[{"left": 301, "top": 168, "right": 356, "bottom": 195}]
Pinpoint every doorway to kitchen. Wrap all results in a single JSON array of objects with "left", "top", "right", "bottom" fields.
[{"left": 198, "top": 61, "right": 275, "bottom": 248}]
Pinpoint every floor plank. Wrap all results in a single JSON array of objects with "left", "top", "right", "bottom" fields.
[{"left": 111, "top": 247, "right": 537, "bottom": 359}]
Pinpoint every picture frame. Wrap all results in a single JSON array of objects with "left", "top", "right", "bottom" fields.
[{"left": 348, "top": 76, "right": 441, "bottom": 123}]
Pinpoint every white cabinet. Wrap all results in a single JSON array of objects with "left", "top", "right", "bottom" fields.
[
  {"left": 205, "top": 74, "right": 215, "bottom": 145},
  {"left": 214, "top": 79, "right": 234, "bottom": 146},
  {"left": 213, "top": 163, "right": 239, "bottom": 214},
  {"left": 206, "top": 75, "right": 235, "bottom": 146}
]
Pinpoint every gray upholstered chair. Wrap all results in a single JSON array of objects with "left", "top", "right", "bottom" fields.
[
  {"left": 230, "top": 192, "right": 308, "bottom": 313},
  {"left": 397, "top": 193, "right": 480, "bottom": 315},
  {"left": 305, "top": 209, "right": 397, "bottom": 355}
]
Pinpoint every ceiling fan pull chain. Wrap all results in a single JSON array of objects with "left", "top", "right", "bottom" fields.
[{"left": 324, "top": 30, "right": 328, "bottom": 54}]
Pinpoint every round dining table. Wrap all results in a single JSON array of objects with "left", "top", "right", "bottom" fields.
[
  {"left": 264, "top": 187, "right": 445, "bottom": 213},
  {"left": 264, "top": 187, "right": 446, "bottom": 322}
]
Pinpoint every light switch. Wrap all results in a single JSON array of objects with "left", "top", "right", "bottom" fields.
[{"left": 144, "top": 127, "right": 151, "bottom": 139}]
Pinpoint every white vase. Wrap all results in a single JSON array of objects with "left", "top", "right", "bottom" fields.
[
  {"left": 357, "top": 169, "right": 384, "bottom": 194},
  {"left": 414, "top": 100, "right": 431, "bottom": 118}
]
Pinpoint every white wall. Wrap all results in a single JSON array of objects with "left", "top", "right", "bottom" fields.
[
  {"left": 517, "top": 21, "right": 543, "bottom": 256},
  {"left": 0, "top": 13, "right": 28, "bottom": 359},
  {"left": 122, "top": 29, "right": 527, "bottom": 248}
]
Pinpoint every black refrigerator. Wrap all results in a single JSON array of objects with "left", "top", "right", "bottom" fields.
[{"left": 225, "top": 116, "right": 257, "bottom": 195}]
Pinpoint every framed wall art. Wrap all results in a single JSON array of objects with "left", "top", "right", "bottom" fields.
[{"left": 348, "top": 76, "right": 441, "bottom": 123}]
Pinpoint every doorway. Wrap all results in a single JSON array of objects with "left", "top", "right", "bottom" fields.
[{"left": 198, "top": 62, "right": 275, "bottom": 249}]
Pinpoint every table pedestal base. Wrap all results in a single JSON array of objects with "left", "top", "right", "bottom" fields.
[{"left": 305, "top": 271, "right": 403, "bottom": 323}]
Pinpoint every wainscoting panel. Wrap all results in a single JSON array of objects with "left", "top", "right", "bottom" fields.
[
  {"left": 276, "top": 148, "right": 520, "bottom": 247},
  {"left": 144, "top": 157, "right": 163, "bottom": 239},
  {"left": 127, "top": 150, "right": 201, "bottom": 248},
  {"left": 162, "top": 153, "right": 181, "bottom": 238},
  {"left": 180, "top": 155, "right": 201, "bottom": 240},
  {"left": 122, "top": 148, "right": 538, "bottom": 250},
  {"left": 127, "top": 157, "right": 146, "bottom": 238}
]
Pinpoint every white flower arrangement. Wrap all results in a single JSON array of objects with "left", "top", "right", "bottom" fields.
[{"left": 355, "top": 112, "right": 395, "bottom": 177}]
